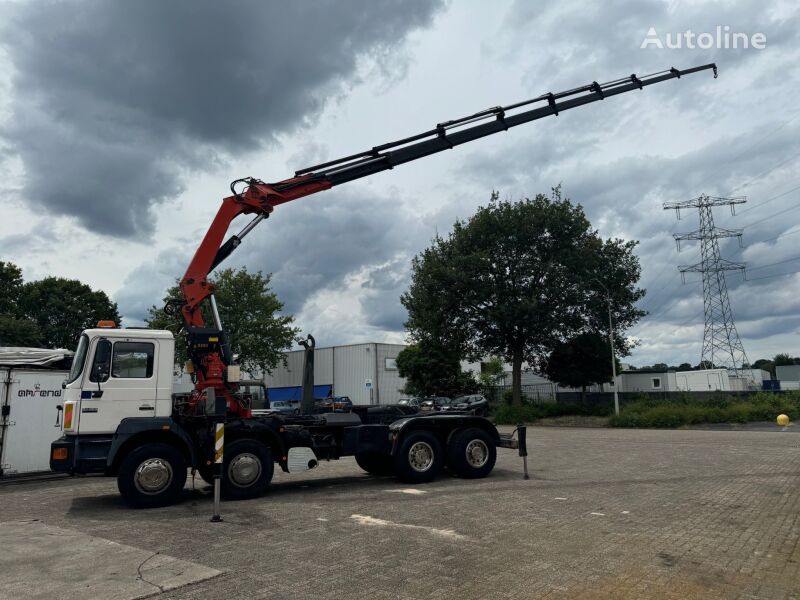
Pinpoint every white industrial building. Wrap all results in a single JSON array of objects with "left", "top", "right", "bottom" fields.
[{"left": 260, "top": 342, "right": 407, "bottom": 405}]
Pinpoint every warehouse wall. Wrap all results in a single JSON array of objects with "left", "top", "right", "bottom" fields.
[
  {"left": 333, "top": 344, "right": 374, "bottom": 405},
  {"left": 260, "top": 342, "right": 408, "bottom": 405},
  {"left": 377, "top": 343, "right": 406, "bottom": 405}
]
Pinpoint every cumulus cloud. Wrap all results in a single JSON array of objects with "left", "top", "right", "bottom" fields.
[{"left": 0, "top": 0, "right": 443, "bottom": 238}]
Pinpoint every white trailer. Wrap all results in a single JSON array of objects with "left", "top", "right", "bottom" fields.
[{"left": 1, "top": 368, "right": 68, "bottom": 476}]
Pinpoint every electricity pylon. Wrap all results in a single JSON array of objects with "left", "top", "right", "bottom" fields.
[{"left": 663, "top": 195, "right": 750, "bottom": 373}]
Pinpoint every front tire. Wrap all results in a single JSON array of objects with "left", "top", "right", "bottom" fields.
[
  {"left": 222, "top": 439, "right": 274, "bottom": 500},
  {"left": 447, "top": 428, "right": 496, "bottom": 479},
  {"left": 117, "top": 443, "right": 187, "bottom": 509},
  {"left": 394, "top": 431, "right": 443, "bottom": 484}
]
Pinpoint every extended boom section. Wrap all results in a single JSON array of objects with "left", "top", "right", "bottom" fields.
[{"left": 177, "top": 64, "right": 718, "bottom": 417}]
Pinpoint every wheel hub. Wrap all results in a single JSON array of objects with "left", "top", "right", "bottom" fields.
[
  {"left": 408, "top": 441, "right": 434, "bottom": 472},
  {"left": 465, "top": 439, "right": 489, "bottom": 468},
  {"left": 134, "top": 458, "right": 174, "bottom": 495},
  {"left": 228, "top": 453, "right": 262, "bottom": 487}
]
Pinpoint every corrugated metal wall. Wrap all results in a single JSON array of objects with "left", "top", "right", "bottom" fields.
[
  {"left": 333, "top": 344, "right": 375, "bottom": 405},
  {"left": 377, "top": 344, "right": 406, "bottom": 405}
]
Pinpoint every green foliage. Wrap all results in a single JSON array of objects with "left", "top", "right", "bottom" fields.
[
  {"left": 395, "top": 342, "right": 477, "bottom": 398},
  {"left": 493, "top": 401, "right": 610, "bottom": 424},
  {"left": 609, "top": 392, "right": 800, "bottom": 428},
  {"left": 751, "top": 358, "right": 775, "bottom": 377},
  {"left": 0, "top": 314, "right": 42, "bottom": 346},
  {"left": 478, "top": 357, "right": 505, "bottom": 389},
  {"left": 402, "top": 188, "right": 644, "bottom": 406},
  {"left": 0, "top": 261, "right": 23, "bottom": 315},
  {"left": 0, "top": 262, "right": 42, "bottom": 346},
  {"left": 16, "top": 276, "right": 119, "bottom": 349},
  {"left": 545, "top": 332, "right": 613, "bottom": 392},
  {"left": 146, "top": 268, "right": 297, "bottom": 375}
]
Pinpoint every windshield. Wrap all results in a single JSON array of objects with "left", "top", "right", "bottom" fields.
[
  {"left": 454, "top": 396, "right": 470, "bottom": 403},
  {"left": 66, "top": 334, "right": 89, "bottom": 385}
]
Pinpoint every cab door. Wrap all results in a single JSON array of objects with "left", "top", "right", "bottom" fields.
[{"left": 77, "top": 338, "right": 160, "bottom": 434}]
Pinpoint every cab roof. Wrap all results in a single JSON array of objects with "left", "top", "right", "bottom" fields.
[{"left": 83, "top": 328, "right": 175, "bottom": 340}]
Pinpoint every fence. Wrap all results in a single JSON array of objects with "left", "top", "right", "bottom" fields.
[{"left": 487, "top": 386, "right": 790, "bottom": 412}]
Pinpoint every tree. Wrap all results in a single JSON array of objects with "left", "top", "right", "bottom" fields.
[
  {"left": 396, "top": 342, "right": 477, "bottom": 398},
  {"left": 146, "top": 268, "right": 298, "bottom": 376},
  {"left": 773, "top": 353, "right": 797, "bottom": 366},
  {"left": 0, "top": 261, "right": 42, "bottom": 346},
  {"left": 479, "top": 356, "right": 505, "bottom": 390},
  {"left": 545, "top": 333, "right": 614, "bottom": 402},
  {"left": 0, "top": 261, "right": 24, "bottom": 315},
  {"left": 0, "top": 314, "right": 42, "bottom": 346},
  {"left": 17, "top": 277, "right": 119, "bottom": 349},
  {"left": 752, "top": 358, "right": 775, "bottom": 377},
  {"left": 402, "top": 188, "right": 644, "bottom": 405},
  {"left": 677, "top": 362, "right": 693, "bottom": 371}
]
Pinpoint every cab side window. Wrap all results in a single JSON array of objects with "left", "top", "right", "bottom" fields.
[{"left": 112, "top": 342, "right": 155, "bottom": 379}]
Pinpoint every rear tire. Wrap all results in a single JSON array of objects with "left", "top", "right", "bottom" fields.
[
  {"left": 355, "top": 453, "right": 394, "bottom": 476},
  {"left": 394, "top": 431, "right": 443, "bottom": 484},
  {"left": 222, "top": 439, "right": 274, "bottom": 500},
  {"left": 117, "top": 443, "right": 187, "bottom": 509},
  {"left": 447, "top": 428, "right": 496, "bottom": 479}
]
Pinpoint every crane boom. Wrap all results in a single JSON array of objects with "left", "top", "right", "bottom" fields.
[{"left": 177, "top": 63, "right": 717, "bottom": 415}]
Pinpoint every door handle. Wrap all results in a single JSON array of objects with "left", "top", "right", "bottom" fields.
[{"left": 139, "top": 404, "right": 155, "bottom": 411}]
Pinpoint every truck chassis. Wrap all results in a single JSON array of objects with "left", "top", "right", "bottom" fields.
[{"left": 52, "top": 405, "right": 517, "bottom": 508}]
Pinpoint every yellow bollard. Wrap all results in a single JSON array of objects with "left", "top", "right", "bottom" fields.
[{"left": 776, "top": 414, "right": 790, "bottom": 427}]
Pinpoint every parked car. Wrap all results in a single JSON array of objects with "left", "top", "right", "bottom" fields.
[
  {"left": 453, "top": 394, "right": 489, "bottom": 416},
  {"left": 397, "top": 397, "right": 421, "bottom": 410},
  {"left": 266, "top": 400, "right": 296, "bottom": 413},
  {"left": 420, "top": 396, "right": 452, "bottom": 412},
  {"left": 332, "top": 396, "right": 353, "bottom": 411}
]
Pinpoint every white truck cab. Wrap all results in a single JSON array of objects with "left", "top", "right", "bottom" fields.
[{"left": 61, "top": 327, "right": 175, "bottom": 435}]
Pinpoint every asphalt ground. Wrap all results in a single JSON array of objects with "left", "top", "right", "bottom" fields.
[{"left": 1, "top": 425, "right": 798, "bottom": 599}]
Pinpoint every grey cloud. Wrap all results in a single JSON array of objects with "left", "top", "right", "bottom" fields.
[
  {"left": 114, "top": 186, "right": 432, "bottom": 326},
  {"left": 359, "top": 257, "right": 413, "bottom": 331},
  {"left": 114, "top": 250, "right": 187, "bottom": 324},
  {"left": 502, "top": 0, "right": 798, "bottom": 96},
  {"left": 0, "top": 0, "right": 443, "bottom": 238},
  {"left": 232, "top": 188, "right": 431, "bottom": 315}
]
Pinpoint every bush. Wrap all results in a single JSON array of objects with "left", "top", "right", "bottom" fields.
[
  {"left": 608, "top": 392, "right": 800, "bottom": 428},
  {"left": 493, "top": 401, "right": 610, "bottom": 424}
]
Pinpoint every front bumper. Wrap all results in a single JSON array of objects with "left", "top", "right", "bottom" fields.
[{"left": 50, "top": 435, "right": 113, "bottom": 474}]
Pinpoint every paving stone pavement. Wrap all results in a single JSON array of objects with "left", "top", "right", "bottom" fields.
[{"left": 0, "top": 426, "right": 798, "bottom": 599}]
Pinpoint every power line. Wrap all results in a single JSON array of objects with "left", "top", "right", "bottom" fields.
[
  {"left": 747, "top": 253, "right": 800, "bottom": 272},
  {"left": 739, "top": 203, "right": 800, "bottom": 230},
  {"left": 734, "top": 182, "right": 800, "bottom": 215},
  {"left": 745, "top": 267, "right": 800, "bottom": 282},
  {"left": 725, "top": 150, "right": 800, "bottom": 197},
  {"left": 690, "top": 110, "right": 800, "bottom": 198}
]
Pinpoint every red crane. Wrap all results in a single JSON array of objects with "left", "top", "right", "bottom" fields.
[{"left": 172, "top": 64, "right": 718, "bottom": 416}]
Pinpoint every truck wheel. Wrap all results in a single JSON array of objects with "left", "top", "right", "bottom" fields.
[
  {"left": 355, "top": 453, "right": 394, "bottom": 476},
  {"left": 447, "top": 428, "right": 496, "bottom": 479},
  {"left": 117, "top": 443, "right": 187, "bottom": 509},
  {"left": 222, "top": 439, "right": 274, "bottom": 501},
  {"left": 394, "top": 431, "right": 443, "bottom": 484}
]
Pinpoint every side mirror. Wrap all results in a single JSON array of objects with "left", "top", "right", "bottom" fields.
[
  {"left": 91, "top": 339, "right": 112, "bottom": 383},
  {"left": 92, "top": 362, "right": 110, "bottom": 383}
]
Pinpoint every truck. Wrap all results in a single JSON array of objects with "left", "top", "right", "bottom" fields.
[{"left": 50, "top": 64, "right": 718, "bottom": 508}]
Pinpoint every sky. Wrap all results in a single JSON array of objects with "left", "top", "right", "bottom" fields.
[{"left": 1, "top": 0, "right": 799, "bottom": 367}]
